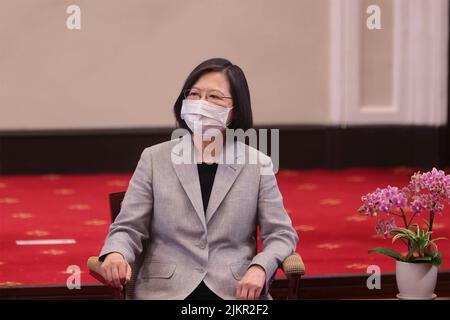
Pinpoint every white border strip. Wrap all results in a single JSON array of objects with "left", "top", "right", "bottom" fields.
[{"left": 16, "top": 239, "right": 77, "bottom": 245}]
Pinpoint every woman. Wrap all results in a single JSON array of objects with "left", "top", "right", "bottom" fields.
[{"left": 99, "top": 58, "right": 298, "bottom": 300}]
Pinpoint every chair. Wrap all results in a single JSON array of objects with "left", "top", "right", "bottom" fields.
[{"left": 87, "top": 191, "right": 305, "bottom": 299}]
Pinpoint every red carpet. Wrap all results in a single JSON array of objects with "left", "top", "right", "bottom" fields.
[{"left": 1, "top": 167, "right": 449, "bottom": 286}]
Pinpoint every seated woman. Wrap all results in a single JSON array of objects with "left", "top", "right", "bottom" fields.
[{"left": 99, "top": 58, "right": 299, "bottom": 300}]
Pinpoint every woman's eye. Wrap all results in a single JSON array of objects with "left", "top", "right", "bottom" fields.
[
  {"left": 189, "top": 92, "right": 200, "bottom": 97},
  {"left": 210, "top": 95, "right": 222, "bottom": 100}
]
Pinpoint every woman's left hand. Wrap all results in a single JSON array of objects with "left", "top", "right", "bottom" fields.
[{"left": 236, "top": 265, "right": 266, "bottom": 300}]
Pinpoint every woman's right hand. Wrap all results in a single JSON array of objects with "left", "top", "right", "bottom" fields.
[{"left": 100, "top": 252, "right": 132, "bottom": 290}]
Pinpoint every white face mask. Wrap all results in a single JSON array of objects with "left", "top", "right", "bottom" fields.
[{"left": 180, "top": 99, "right": 233, "bottom": 138}]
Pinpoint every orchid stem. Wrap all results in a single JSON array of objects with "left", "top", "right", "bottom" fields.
[
  {"left": 398, "top": 208, "right": 408, "bottom": 228},
  {"left": 407, "top": 211, "right": 417, "bottom": 228},
  {"left": 429, "top": 209, "right": 435, "bottom": 240},
  {"left": 399, "top": 207, "right": 410, "bottom": 249},
  {"left": 387, "top": 211, "right": 403, "bottom": 218}
]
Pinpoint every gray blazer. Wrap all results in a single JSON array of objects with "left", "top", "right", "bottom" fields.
[{"left": 99, "top": 133, "right": 298, "bottom": 299}]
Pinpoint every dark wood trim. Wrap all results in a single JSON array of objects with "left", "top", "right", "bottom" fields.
[
  {"left": 0, "top": 128, "right": 171, "bottom": 174},
  {"left": 440, "top": 125, "right": 449, "bottom": 167},
  {"left": 0, "top": 125, "right": 448, "bottom": 174},
  {"left": 270, "top": 271, "right": 450, "bottom": 300},
  {"left": 0, "top": 283, "right": 114, "bottom": 300},
  {"left": 1, "top": 271, "right": 449, "bottom": 300}
]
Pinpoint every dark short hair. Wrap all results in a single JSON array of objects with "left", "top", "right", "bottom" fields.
[{"left": 173, "top": 58, "right": 253, "bottom": 131}]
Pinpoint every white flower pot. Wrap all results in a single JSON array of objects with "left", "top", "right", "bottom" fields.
[{"left": 396, "top": 260, "right": 438, "bottom": 300}]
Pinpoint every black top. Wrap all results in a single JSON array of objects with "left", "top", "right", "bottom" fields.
[
  {"left": 197, "top": 162, "right": 218, "bottom": 213},
  {"left": 192, "top": 162, "right": 221, "bottom": 300}
]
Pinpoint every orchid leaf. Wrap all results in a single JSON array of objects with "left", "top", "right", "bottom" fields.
[{"left": 369, "top": 247, "right": 404, "bottom": 261}]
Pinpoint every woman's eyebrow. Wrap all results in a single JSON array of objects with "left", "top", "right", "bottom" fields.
[
  {"left": 191, "top": 86, "right": 226, "bottom": 95},
  {"left": 209, "top": 89, "right": 226, "bottom": 95}
]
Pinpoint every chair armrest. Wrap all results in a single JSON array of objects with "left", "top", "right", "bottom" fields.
[
  {"left": 282, "top": 253, "right": 305, "bottom": 278},
  {"left": 87, "top": 256, "right": 107, "bottom": 285},
  {"left": 87, "top": 256, "right": 124, "bottom": 299}
]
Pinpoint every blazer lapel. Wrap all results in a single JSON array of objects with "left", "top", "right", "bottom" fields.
[
  {"left": 171, "top": 133, "right": 246, "bottom": 227},
  {"left": 205, "top": 140, "right": 246, "bottom": 224},
  {"left": 205, "top": 162, "right": 244, "bottom": 224},
  {"left": 171, "top": 135, "right": 206, "bottom": 230}
]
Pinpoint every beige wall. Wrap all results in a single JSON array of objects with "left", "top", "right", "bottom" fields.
[
  {"left": 0, "top": 0, "right": 330, "bottom": 130},
  {"left": 360, "top": 0, "right": 393, "bottom": 107}
]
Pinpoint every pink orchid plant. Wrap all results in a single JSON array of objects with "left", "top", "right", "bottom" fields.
[{"left": 359, "top": 168, "right": 449, "bottom": 267}]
